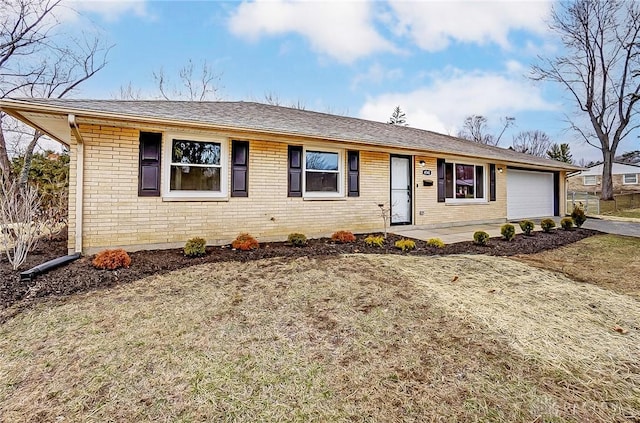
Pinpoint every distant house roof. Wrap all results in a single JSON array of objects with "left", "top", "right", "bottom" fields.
[
  {"left": 575, "top": 162, "right": 640, "bottom": 176},
  {"left": 0, "top": 98, "right": 581, "bottom": 171}
]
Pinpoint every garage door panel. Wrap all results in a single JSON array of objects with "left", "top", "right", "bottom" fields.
[{"left": 507, "top": 170, "right": 554, "bottom": 220}]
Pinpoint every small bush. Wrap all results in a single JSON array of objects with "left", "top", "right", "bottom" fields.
[
  {"left": 92, "top": 248, "right": 131, "bottom": 270},
  {"left": 540, "top": 218, "right": 556, "bottom": 233},
  {"left": 560, "top": 217, "right": 574, "bottom": 231},
  {"left": 364, "top": 235, "right": 385, "bottom": 248},
  {"left": 519, "top": 220, "right": 535, "bottom": 236},
  {"left": 501, "top": 223, "right": 516, "bottom": 241},
  {"left": 571, "top": 205, "right": 587, "bottom": 228},
  {"left": 395, "top": 238, "right": 416, "bottom": 251},
  {"left": 332, "top": 230, "right": 356, "bottom": 243},
  {"left": 426, "top": 238, "right": 445, "bottom": 248},
  {"left": 287, "top": 232, "right": 307, "bottom": 247},
  {"left": 232, "top": 233, "right": 259, "bottom": 251},
  {"left": 473, "top": 231, "right": 490, "bottom": 246},
  {"left": 184, "top": 237, "right": 206, "bottom": 257}
]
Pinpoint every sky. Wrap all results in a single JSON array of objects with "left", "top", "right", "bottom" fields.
[{"left": 49, "top": 0, "right": 640, "bottom": 162}]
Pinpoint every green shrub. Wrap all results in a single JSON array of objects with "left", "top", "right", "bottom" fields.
[
  {"left": 332, "top": 230, "right": 356, "bottom": 243},
  {"left": 287, "top": 232, "right": 307, "bottom": 247},
  {"left": 501, "top": 223, "right": 516, "bottom": 241},
  {"left": 92, "top": 249, "right": 131, "bottom": 270},
  {"left": 394, "top": 238, "right": 416, "bottom": 251},
  {"left": 560, "top": 217, "right": 574, "bottom": 231},
  {"left": 540, "top": 218, "right": 556, "bottom": 233},
  {"left": 519, "top": 220, "right": 535, "bottom": 236},
  {"left": 473, "top": 231, "right": 490, "bottom": 246},
  {"left": 571, "top": 205, "right": 587, "bottom": 228},
  {"left": 364, "top": 235, "right": 385, "bottom": 248},
  {"left": 184, "top": 237, "right": 206, "bottom": 257},
  {"left": 232, "top": 233, "right": 259, "bottom": 251},
  {"left": 426, "top": 238, "right": 445, "bottom": 248}
]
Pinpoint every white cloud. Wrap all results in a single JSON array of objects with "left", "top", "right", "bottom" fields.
[
  {"left": 227, "top": 0, "right": 397, "bottom": 63},
  {"left": 62, "top": 0, "right": 150, "bottom": 22},
  {"left": 388, "top": 0, "right": 552, "bottom": 52},
  {"left": 351, "top": 63, "right": 403, "bottom": 89},
  {"left": 358, "top": 68, "right": 558, "bottom": 135}
]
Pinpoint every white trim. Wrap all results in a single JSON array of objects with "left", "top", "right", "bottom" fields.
[
  {"left": 622, "top": 173, "right": 638, "bottom": 185},
  {"left": 162, "top": 132, "right": 229, "bottom": 199},
  {"left": 302, "top": 147, "right": 344, "bottom": 198},
  {"left": 583, "top": 175, "right": 597, "bottom": 185},
  {"left": 444, "top": 161, "right": 488, "bottom": 203}
]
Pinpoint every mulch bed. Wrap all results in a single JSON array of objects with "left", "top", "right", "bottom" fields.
[{"left": 1, "top": 228, "right": 600, "bottom": 322}]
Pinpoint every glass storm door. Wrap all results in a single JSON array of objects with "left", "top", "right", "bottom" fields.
[{"left": 391, "top": 156, "right": 412, "bottom": 224}]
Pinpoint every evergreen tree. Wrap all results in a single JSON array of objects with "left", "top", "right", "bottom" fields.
[
  {"left": 388, "top": 106, "right": 408, "bottom": 126},
  {"left": 547, "top": 143, "right": 573, "bottom": 164}
]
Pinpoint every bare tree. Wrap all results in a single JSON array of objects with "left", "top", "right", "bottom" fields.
[
  {"left": 532, "top": 0, "right": 640, "bottom": 200},
  {"left": 457, "top": 115, "right": 515, "bottom": 146},
  {"left": 0, "top": 0, "right": 110, "bottom": 182},
  {"left": 153, "top": 59, "right": 222, "bottom": 101},
  {"left": 511, "top": 130, "right": 553, "bottom": 157}
]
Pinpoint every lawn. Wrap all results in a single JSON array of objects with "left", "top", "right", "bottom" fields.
[
  {"left": 1, "top": 250, "right": 639, "bottom": 422},
  {"left": 602, "top": 208, "right": 640, "bottom": 219}
]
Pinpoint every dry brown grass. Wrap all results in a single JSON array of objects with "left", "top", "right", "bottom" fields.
[
  {"left": 1, "top": 254, "right": 638, "bottom": 422},
  {"left": 516, "top": 234, "right": 640, "bottom": 298}
]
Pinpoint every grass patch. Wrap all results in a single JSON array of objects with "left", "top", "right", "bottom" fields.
[
  {"left": 1, "top": 255, "right": 638, "bottom": 422},
  {"left": 516, "top": 234, "right": 640, "bottom": 298},
  {"left": 602, "top": 208, "right": 640, "bottom": 219}
]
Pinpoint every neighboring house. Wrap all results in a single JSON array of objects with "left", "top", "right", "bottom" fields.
[
  {"left": 0, "top": 99, "right": 580, "bottom": 254},
  {"left": 567, "top": 162, "right": 640, "bottom": 194}
]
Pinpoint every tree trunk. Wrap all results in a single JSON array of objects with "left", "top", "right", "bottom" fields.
[
  {"left": 601, "top": 150, "right": 615, "bottom": 201},
  {"left": 0, "top": 116, "right": 14, "bottom": 180},
  {"left": 17, "top": 130, "right": 42, "bottom": 187}
]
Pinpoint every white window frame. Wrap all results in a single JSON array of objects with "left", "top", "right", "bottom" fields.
[
  {"left": 583, "top": 175, "right": 597, "bottom": 186},
  {"left": 623, "top": 173, "right": 638, "bottom": 185},
  {"left": 162, "top": 133, "right": 228, "bottom": 199},
  {"left": 446, "top": 162, "right": 487, "bottom": 204},
  {"left": 302, "top": 147, "right": 344, "bottom": 198}
]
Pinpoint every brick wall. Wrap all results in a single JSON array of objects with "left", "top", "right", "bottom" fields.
[{"left": 568, "top": 174, "right": 640, "bottom": 194}]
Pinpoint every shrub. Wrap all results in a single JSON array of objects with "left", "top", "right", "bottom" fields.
[
  {"left": 364, "top": 235, "right": 385, "bottom": 248},
  {"left": 92, "top": 248, "right": 131, "bottom": 270},
  {"left": 395, "top": 238, "right": 416, "bottom": 251},
  {"left": 426, "top": 238, "right": 445, "bottom": 248},
  {"left": 540, "top": 218, "right": 556, "bottom": 233},
  {"left": 287, "top": 232, "right": 307, "bottom": 247},
  {"left": 473, "top": 231, "right": 490, "bottom": 246},
  {"left": 184, "top": 237, "right": 206, "bottom": 257},
  {"left": 501, "top": 223, "right": 516, "bottom": 241},
  {"left": 519, "top": 220, "right": 535, "bottom": 236},
  {"left": 571, "top": 205, "right": 587, "bottom": 228},
  {"left": 232, "top": 233, "right": 259, "bottom": 251},
  {"left": 560, "top": 217, "right": 574, "bottom": 231},
  {"left": 332, "top": 230, "right": 356, "bottom": 243}
]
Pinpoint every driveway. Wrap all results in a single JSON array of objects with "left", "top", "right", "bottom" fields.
[{"left": 582, "top": 218, "right": 640, "bottom": 238}]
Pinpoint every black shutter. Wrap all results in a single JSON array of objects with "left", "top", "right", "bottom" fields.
[
  {"left": 231, "top": 141, "right": 249, "bottom": 197},
  {"left": 489, "top": 164, "right": 496, "bottom": 201},
  {"left": 445, "top": 163, "right": 454, "bottom": 199},
  {"left": 475, "top": 166, "right": 484, "bottom": 199},
  {"left": 138, "top": 132, "right": 162, "bottom": 197},
  {"left": 288, "top": 145, "right": 303, "bottom": 197},
  {"left": 437, "top": 158, "right": 446, "bottom": 202},
  {"left": 347, "top": 150, "right": 359, "bottom": 197}
]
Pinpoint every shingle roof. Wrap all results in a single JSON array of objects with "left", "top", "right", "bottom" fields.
[{"left": 2, "top": 98, "right": 580, "bottom": 170}]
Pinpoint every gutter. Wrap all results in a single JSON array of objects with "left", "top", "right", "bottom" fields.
[{"left": 69, "top": 114, "right": 84, "bottom": 254}]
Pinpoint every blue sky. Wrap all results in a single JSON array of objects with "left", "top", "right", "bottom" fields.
[{"left": 57, "top": 0, "right": 639, "bottom": 162}]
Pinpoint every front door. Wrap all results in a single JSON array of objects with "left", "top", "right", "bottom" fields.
[{"left": 391, "top": 155, "right": 412, "bottom": 224}]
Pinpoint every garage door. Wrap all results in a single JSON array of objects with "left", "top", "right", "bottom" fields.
[{"left": 507, "top": 169, "right": 554, "bottom": 220}]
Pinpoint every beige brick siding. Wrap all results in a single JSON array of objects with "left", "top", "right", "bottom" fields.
[
  {"left": 568, "top": 174, "right": 640, "bottom": 194},
  {"left": 68, "top": 123, "right": 564, "bottom": 254}
]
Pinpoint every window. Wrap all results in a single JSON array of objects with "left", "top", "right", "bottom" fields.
[
  {"left": 623, "top": 173, "right": 638, "bottom": 184},
  {"left": 583, "top": 175, "right": 597, "bottom": 185},
  {"left": 163, "top": 134, "right": 228, "bottom": 198},
  {"left": 303, "top": 149, "right": 342, "bottom": 196},
  {"left": 444, "top": 162, "right": 485, "bottom": 201}
]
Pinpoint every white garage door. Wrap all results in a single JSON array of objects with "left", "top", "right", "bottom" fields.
[{"left": 507, "top": 169, "right": 555, "bottom": 220}]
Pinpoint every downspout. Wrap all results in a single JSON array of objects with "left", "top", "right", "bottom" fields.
[{"left": 69, "top": 114, "right": 84, "bottom": 254}]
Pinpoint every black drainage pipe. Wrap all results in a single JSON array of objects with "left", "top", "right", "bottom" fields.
[{"left": 20, "top": 253, "right": 82, "bottom": 282}]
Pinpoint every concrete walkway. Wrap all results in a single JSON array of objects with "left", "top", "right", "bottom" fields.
[{"left": 392, "top": 216, "right": 640, "bottom": 244}]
